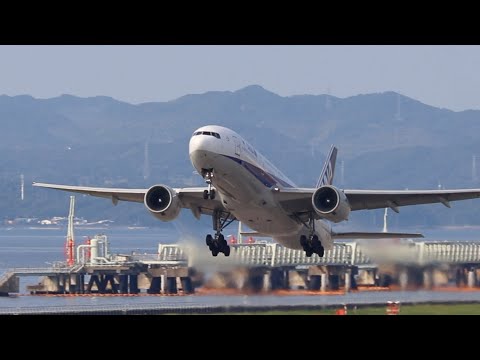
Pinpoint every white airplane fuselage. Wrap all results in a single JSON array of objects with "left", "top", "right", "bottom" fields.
[{"left": 189, "top": 125, "right": 332, "bottom": 250}]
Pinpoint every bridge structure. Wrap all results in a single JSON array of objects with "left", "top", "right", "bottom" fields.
[
  {"left": 155, "top": 240, "right": 480, "bottom": 267},
  {"left": 2, "top": 240, "right": 480, "bottom": 295}
]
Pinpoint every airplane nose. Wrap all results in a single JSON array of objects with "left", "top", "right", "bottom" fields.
[
  {"left": 189, "top": 134, "right": 203, "bottom": 156},
  {"left": 189, "top": 131, "right": 220, "bottom": 171},
  {"left": 189, "top": 133, "right": 211, "bottom": 171},
  {"left": 189, "top": 131, "right": 218, "bottom": 155}
]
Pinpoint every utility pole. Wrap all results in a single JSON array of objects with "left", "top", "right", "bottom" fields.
[
  {"left": 143, "top": 139, "right": 150, "bottom": 181},
  {"left": 66, "top": 196, "right": 75, "bottom": 266},
  {"left": 20, "top": 174, "right": 24, "bottom": 201},
  {"left": 473, "top": 155, "right": 477, "bottom": 182}
]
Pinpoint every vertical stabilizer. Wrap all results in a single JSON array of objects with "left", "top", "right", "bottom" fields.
[{"left": 316, "top": 145, "right": 338, "bottom": 188}]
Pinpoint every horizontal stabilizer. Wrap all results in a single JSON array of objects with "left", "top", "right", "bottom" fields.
[
  {"left": 331, "top": 231, "right": 424, "bottom": 239},
  {"left": 240, "top": 231, "right": 271, "bottom": 238}
]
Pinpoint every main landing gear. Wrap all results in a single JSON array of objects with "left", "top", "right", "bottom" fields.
[
  {"left": 300, "top": 234, "right": 325, "bottom": 258},
  {"left": 202, "top": 169, "right": 216, "bottom": 200},
  {"left": 206, "top": 209, "right": 235, "bottom": 257},
  {"left": 299, "top": 213, "right": 325, "bottom": 258}
]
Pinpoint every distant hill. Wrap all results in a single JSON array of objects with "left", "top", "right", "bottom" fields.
[{"left": 2, "top": 85, "right": 480, "bottom": 230}]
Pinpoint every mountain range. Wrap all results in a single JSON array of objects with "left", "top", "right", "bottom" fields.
[{"left": 2, "top": 84, "right": 480, "bottom": 231}]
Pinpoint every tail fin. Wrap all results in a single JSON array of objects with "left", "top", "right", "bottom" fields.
[{"left": 316, "top": 145, "right": 338, "bottom": 188}]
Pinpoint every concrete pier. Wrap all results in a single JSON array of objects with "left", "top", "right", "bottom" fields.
[
  {"left": 320, "top": 273, "right": 328, "bottom": 292},
  {"left": 399, "top": 268, "right": 409, "bottom": 290},
  {"left": 423, "top": 268, "right": 433, "bottom": 289},
  {"left": 344, "top": 270, "right": 351, "bottom": 293},
  {"left": 263, "top": 271, "right": 271, "bottom": 292},
  {"left": 468, "top": 269, "right": 477, "bottom": 288}
]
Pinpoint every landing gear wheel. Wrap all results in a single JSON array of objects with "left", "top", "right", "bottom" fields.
[
  {"left": 206, "top": 209, "right": 235, "bottom": 257},
  {"left": 206, "top": 233, "right": 231, "bottom": 257},
  {"left": 300, "top": 211, "right": 326, "bottom": 257},
  {"left": 311, "top": 235, "right": 325, "bottom": 257},
  {"left": 203, "top": 189, "right": 216, "bottom": 200},
  {"left": 206, "top": 234, "right": 213, "bottom": 247},
  {"left": 217, "top": 234, "right": 230, "bottom": 256},
  {"left": 311, "top": 235, "right": 321, "bottom": 251},
  {"left": 318, "top": 246, "right": 325, "bottom": 257},
  {"left": 300, "top": 234, "right": 325, "bottom": 257},
  {"left": 224, "top": 246, "right": 231, "bottom": 257},
  {"left": 300, "top": 235, "right": 308, "bottom": 249},
  {"left": 202, "top": 169, "right": 215, "bottom": 200}
]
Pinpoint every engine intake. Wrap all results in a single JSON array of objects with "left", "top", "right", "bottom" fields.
[
  {"left": 144, "top": 185, "right": 181, "bottom": 221},
  {"left": 312, "top": 185, "right": 350, "bottom": 223}
]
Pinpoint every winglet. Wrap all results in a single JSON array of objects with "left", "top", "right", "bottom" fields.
[{"left": 316, "top": 145, "right": 338, "bottom": 188}]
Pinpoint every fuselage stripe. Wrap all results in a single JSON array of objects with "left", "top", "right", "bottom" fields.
[{"left": 222, "top": 155, "right": 294, "bottom": 188}]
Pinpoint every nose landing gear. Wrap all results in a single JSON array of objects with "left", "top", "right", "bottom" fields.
[{"left": 202, "top": 169, "right": 216, "bottom": 200}]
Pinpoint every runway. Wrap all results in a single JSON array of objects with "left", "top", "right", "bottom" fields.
[{"left": 2, "top": 289, "right": 480, "bottom": 314}]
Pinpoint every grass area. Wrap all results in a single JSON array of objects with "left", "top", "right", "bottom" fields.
[{"left": 202, "top": 303, "right": 480, "bottom": 315}]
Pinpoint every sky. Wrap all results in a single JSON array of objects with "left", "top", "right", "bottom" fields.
[{"left": 0, "top": 45, "right": 479, "bottom": 111}]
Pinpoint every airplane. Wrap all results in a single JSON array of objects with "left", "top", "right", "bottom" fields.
[{"left": 33, "top": 125, "right": 480, "bottom": 258}]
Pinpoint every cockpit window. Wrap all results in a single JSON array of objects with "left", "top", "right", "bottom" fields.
[{"left": 192, "top": 131, "right": 221, "bottom": 139}]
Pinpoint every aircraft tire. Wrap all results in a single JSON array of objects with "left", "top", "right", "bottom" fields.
[
  {"left": 318, "top": 246, "right": 325, "bottom": 258},
  {"left": 224, "top": 246, "right": 231, "bottom": 257},
  {"left": 300, "top": 235, "right": 308, "bottom": 250},
  {"left": 206, "top": 234, "right": 213, "bottom": 246}
]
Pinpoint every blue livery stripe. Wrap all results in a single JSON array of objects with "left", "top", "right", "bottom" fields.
[{"left": 223, "top": 155, "right": 293, "bottom": 188}]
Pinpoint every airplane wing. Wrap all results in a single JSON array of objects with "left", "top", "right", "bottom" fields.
[
  {"left": 344, "top": 189, "right": 480, "bottom": 212},
  {"left": 275, "top": 187, "right": 480, "bottom": 215},
  {"left": 32, "top": 182, "right": 229, "bottom": 219}
]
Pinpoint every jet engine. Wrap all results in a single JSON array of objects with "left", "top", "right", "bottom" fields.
[
  {"left": 144, "top": 185, "right": 181, "bottom": 221},
  {"left": 312, "top": 185, "right": 351, "bottom": 223}
]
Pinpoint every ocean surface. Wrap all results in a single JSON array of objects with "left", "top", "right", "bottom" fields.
[{"left": 1, "top": 225, "right": 480, "bottom": 312}]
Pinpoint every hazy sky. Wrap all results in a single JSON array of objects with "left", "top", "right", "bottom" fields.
[{"left": 0, "top": 45, "right": 479, "bottom": 111}]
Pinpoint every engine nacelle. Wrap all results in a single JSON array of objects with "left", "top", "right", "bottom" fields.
[
  {"left": 312, "top": 185, "right": 351, "bottom": 223},
  {"left": 144, "top": 185, "right": 181, "bottom": 222}
]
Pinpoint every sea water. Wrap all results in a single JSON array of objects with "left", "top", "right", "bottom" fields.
[{"left": 1, "top": 225, "right": 480, "bottom": 311}]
